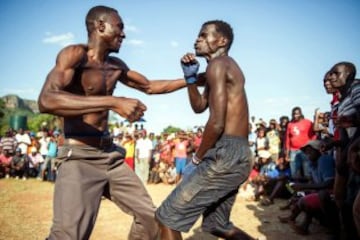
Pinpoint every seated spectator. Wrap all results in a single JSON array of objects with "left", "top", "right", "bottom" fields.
[
  {"left": 241, "top": 160, "right": 261, "bottom": 192},
  {"left": 0, "top": 149, "right": 13, "bottom": 178},
  {"left": 250, "top": 151, "right": 284, "bottom": 202},
  {"left": 27, "top": 147, "right": 44, "bottom": 179},
  {"left": 278, "top": 140, "right": 336, "bottom": 236},
  {"left": 160, "top": 162, "right": 177, "bottom": 185},
  {"left": 260, "top": 154, "right": 292, "bottom": 206},
  {"left": 10, "top": 148, "right": 28, "bottom": 180},
  {"left": 149, "top": 160, "right": 168, "bottom": 184}
]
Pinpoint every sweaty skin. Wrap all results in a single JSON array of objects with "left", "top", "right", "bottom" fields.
[
  {"left": 38, "top": 11, "right": 186, "bottom": 137},
  {"left": 158, "top": 22, "right": 253, "bottom": 240},
  {"left": 182, "top": 23, "right": 249, "bottom": 160}
]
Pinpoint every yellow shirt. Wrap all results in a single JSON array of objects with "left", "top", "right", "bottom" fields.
[{"left": 123, "top": 141, "right": 135, "bottom": 158}]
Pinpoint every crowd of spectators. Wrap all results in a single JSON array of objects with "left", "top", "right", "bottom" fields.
[
  {"left": 241, "top": 61, "right": 360, "bottom": 239},
  {"left": 0, "top": 127, "right": 63, "bottom": 181},
  {"left": 0, "top": 61, "right": 359, "bottom": 239}
]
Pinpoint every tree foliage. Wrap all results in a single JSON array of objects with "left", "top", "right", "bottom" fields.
[{"left": 162, "top": 125, "right": 182, "bottom": 134}]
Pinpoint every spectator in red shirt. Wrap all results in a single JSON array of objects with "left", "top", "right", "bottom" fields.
[
  {"left": 0, "top": 149, "right": 13, "bottom": 178},
  {"left": 285, "top": 106, "right": 316, "bottom": 179}
]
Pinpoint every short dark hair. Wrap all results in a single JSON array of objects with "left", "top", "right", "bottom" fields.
[
  {"left": 334, "top": 61, "right": 357, "bottom": 81},
  {"left": 203, "top": 20, "right": 234, "bottom": 51},
  {"left": 86, "top": 5, "right": 118, "bottom": 36}
]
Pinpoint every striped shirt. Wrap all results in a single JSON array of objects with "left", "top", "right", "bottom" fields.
[
  {"left": 338, "top": 79, "right": 360, "bottom": 138},
  {"left": 0, "top": 137, "right": 17, "bottom": 154}
]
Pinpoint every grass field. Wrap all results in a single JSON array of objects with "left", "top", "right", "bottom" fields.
[{"left": 0, "top": 178, "right": 329, "bottom": 240}]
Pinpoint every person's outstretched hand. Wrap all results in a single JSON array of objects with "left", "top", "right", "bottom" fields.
[{"left": 181, "top": 53, "right": 199, "bottom": 84}]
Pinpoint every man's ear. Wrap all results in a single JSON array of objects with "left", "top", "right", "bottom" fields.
[
  {"left": 96, "top": 20, "right": 106, "bottom": 33},
  {"left": 218, "top": 36, "right": 228, "bottom": 48}
]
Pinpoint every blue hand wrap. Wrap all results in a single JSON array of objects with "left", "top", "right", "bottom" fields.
[{"left": 181, "top": 62, "right": 199, "bottom": 84}]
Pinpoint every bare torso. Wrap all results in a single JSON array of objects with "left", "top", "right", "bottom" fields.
[
  {"left": 223, "top": 57, "right": 249, "bottom": 137},
  {"left": 206, "top": 56, "right": 249, "bottom": 138},
  {"left": 62, "top": 46, "right": 125, "bottom": 136}
]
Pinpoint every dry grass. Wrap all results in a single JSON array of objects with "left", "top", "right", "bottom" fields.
[{"left": 0, "top": 178, "right": 329, "bottom": 240}]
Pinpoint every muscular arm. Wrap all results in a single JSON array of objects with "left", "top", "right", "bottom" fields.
[
  {"left": 38, "top": 46, "right": 146, "bottom": 121},
  {"left": 121, "top": 70, "right": 187, "bottom": 94},
  {"left": 187, "top": 74, "right": 209, "bottom": 113},
  {"left": 38, "top": 46, "right": 117, "bottom": 116},
  {"left": 195, "top": 59, "right": 227, "bottom": 159}
]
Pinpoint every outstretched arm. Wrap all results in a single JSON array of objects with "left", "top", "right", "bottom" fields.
[
  {"left": 38, "top": 45, "right": 146, "bottom": 122},
  {"left": 120, "top": 69, "right": 187, "bottom": 94}
]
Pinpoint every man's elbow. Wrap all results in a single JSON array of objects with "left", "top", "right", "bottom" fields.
[
  {"left": 213, "top": 123, "right": 225, "bottom": 134},
  {"left": 38, "top": 95, "right": 52, "bottom": 114}
]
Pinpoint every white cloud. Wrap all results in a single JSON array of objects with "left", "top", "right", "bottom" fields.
[
  {"left": 125, "top": 24, "right": 139, "bottom": 33},
  {"left": 125, "top": 39, "right": 144, "bottom": 46},
  {"left": 42, "top": 32, "right": 75, "bottom": 46},
  {"left": 170, "top": 41, "right": 179, "bottom": 47}
]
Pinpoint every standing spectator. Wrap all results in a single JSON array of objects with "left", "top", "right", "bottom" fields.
[
  {"left": 173, "top": 131, "right": 189, "bottom": 183},
  {"left": 285, "top": 106, "right": 315, "bottom": 179},
  {"left": 41, "top": 134, "right": 58, "bottom": 181},
  {"left": 122, "top": 133, "right": 136, "bottom": 170},
  {"left": 0, "top": 149, "right": 13, "bottom": 178},
  {"left": 250, "top": 116, "right": 257, "bottom": 133},
  {"left": 329, "top": 61, "right": 360, "bottom": 239},
  {"left": 160, "top": 134, "right": 173, "bottom": 165},
  {"left": 27, "top": 132, "right": 39, "bottom": 154},
  {"left": 10, "top": 148, "right": 28, "bottom": 180},
  {"left": 0, "top": 129, "right": 17, "bottom": 155},
  {"left": 313, "top": 108, "right": 331, "bottom": 140},
  {"left": 148, "top": 132, "right": 158, "bottom": 169},
  {"left": 38, "top": 131, "right": 50, "bottom": 160},
  {"left": 135, "top": 132, "right": 153, "bottom": 184},
  {"left": 193, "top": 127, "right": 203, "bottom": 153},
  {"left": 112, "top": 121, "right": 123, "bottom": 137},
  {"left": 15, "top": 128, "right": 31, "bottom": 156},
  {"left": 267, "top": 119, "right": 281, "bottom": 162},
  {"left": 248, "top": 123, "right": 256, "bottom": 163},
  {"left": 279, "top": 115, "right": 290, "bottom": 156},
  {"left": 255, "top": 127, "right": 269, "bottom": 159}
]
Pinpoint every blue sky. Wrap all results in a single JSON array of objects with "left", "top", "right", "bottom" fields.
[{"left": 1, "top": 0, "right": 359, "bottom": 134}]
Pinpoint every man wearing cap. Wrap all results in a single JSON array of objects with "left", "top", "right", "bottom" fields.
[
  {"left": 10, "top": 148, "right": 28, "bottom": 180},
  {"left": 278, "top": 140, "right": 337, "bottom": 236}
]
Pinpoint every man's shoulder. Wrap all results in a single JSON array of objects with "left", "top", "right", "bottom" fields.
[
  {"left": 55, "top": 44, "right": 88, "bottom": 67},
  {"left": 208, "top": 56, "right": 240, "bottom": 71},
  {"left": 60, "top": 44, "right": 87, "bottom": 55}
]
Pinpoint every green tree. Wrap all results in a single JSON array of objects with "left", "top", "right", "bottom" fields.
[
  {"left": 162, "top": 125, "right": 182, "bottom": 134},
  {"left": 28, "top": 113, "right": 57, "bottom": 132}
]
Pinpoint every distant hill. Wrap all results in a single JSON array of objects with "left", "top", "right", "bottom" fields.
[{"left": 1, "top": 94, "right": 39, "bottom": 113}]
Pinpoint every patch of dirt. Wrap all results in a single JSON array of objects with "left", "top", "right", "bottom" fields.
[{"left": 0, "top": 179, "right": 329, "bottom": 239}]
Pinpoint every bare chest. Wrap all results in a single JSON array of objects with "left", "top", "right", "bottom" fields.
[{"left": 74, "top": 65, "right": 122, "bottom": 96}]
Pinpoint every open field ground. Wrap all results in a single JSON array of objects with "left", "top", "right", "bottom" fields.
[{"left": 0, "top": 179, "right": 329, "bottom": 240}]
